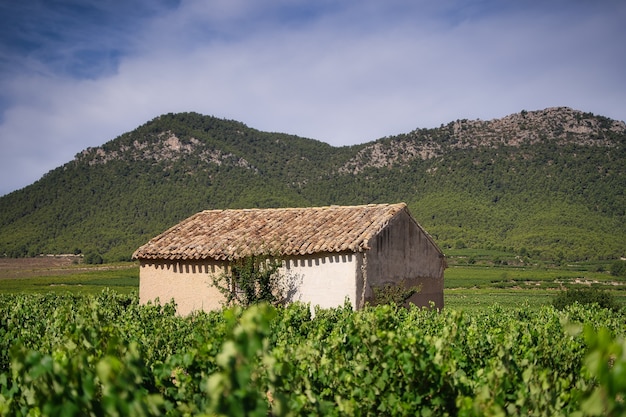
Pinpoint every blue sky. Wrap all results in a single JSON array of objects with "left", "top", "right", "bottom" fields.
[{"left": 0, "top": 0, "right": 624, "bottom": 196}]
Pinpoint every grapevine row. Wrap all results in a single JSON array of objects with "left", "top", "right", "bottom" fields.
[{"left": 0, "top": 290, "right": 624, "bottom": 416}]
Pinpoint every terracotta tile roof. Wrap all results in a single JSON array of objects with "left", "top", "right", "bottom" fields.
[{"left": 133, "top": 203, "right": 409, "bottom": 261}]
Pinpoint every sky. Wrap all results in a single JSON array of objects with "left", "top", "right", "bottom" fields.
[{"left": 0, "top": 0, "right": 624, "bottom": 196}]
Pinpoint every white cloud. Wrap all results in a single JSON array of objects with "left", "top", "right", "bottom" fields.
[{"left": 0, "top": 0, "right": 624, "bottom": 196}]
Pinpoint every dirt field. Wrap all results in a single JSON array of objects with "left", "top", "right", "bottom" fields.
[{"left": 0, "top": 256, "right": 128, "bottom": 279}]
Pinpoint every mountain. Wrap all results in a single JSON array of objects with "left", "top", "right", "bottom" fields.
[{"left": 0, "top": 107, "right": 624, "bottom": 262}]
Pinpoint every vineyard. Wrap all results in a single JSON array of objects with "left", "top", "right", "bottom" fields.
[{"left": 0, "top": 291, "right": 625, "bottom": 416}]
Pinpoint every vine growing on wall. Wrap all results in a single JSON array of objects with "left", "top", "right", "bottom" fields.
[{"left": 211, "top": 255, "right": 300, "bottom": 308}]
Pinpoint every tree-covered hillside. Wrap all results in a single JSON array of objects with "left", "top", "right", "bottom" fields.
[{"left": 0, "top": 108, "right": 624, "bottom": 262}]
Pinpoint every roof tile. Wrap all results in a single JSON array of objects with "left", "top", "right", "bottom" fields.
[{"left": 133, "top": 203, "right": 407, "bottom": 261}]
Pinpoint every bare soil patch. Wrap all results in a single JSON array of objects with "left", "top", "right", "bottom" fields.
[{"left": 0, "top": 256, "right": 130, "bottom": 279}]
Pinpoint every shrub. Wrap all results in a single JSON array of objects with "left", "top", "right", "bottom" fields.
[
  {"left": 610, "top": 260, "right": 626, "bottom": 277},
  {"left": 84, "top": 251, "right": 104, "bottom": 265},
  {"left": 553, "top": 287, "right": 620, "bottom": 312},
  {"left": 371, "top": 281, "right": 421, "bottom": 306}
]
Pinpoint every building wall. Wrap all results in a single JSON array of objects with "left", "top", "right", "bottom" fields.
[
  {"left": 139, "top": 253, "right": 359, "bottom": 315},
  {"left": 139, "top": 259, "right": 227, "bottom": 315},
  {"left": 364, "top": 210, "right": 446, "bottom": 308},
  {"left": 283, "top": 252, "right": 359, "bottom": 310}
]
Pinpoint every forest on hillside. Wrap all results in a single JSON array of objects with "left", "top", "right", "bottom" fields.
[{"left": 0, "top": 109, "right": 624, "bottom": 262}]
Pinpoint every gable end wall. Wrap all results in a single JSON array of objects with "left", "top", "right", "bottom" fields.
[{"left": 364, "top": 210, "right": 445, "bottom": 308}]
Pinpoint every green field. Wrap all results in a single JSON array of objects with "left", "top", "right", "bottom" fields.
[
  {"left": 443, "top": 251, "right": 626, "bottom": 310},
  {"left": 442, "top": 249, "right": 625, "bottom": 310},
  {"left": 445, "top": 288, "right": 555, "bottom": 311},
  {"left": 1, "top": 255, "right": 625, "bottom": 310},
  {"left": 0, "top": 259, "right": 139, "bottom": 295}
]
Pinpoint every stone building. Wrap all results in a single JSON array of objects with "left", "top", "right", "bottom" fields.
[{"left": 133, "top": 203, "right": 446, "bottom": 315}]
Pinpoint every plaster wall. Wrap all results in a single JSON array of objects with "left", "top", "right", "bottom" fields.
[
  {"left": 139, "top": 260, "right": 226, "bottom": 315},
  {"left": 283, "top": 253, "right": 359, "bottom": 310},
  {"left": 139, "top": 253, "right": 359, "bottom": 314}
]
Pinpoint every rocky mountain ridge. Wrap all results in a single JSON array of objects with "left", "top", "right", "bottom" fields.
[
  {"left": 78, "top": 131, "right": 257, "bottom": 171},
  {"left": 340, "top": 107, "right": 625, "bottom": 174},
  {"left": 447, "top": 107, "right": 624, "bottom": 146}
]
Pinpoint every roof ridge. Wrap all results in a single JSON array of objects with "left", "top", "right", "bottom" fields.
[{"left": 202, "top": 202, "right": 404, "bottom": 213}]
